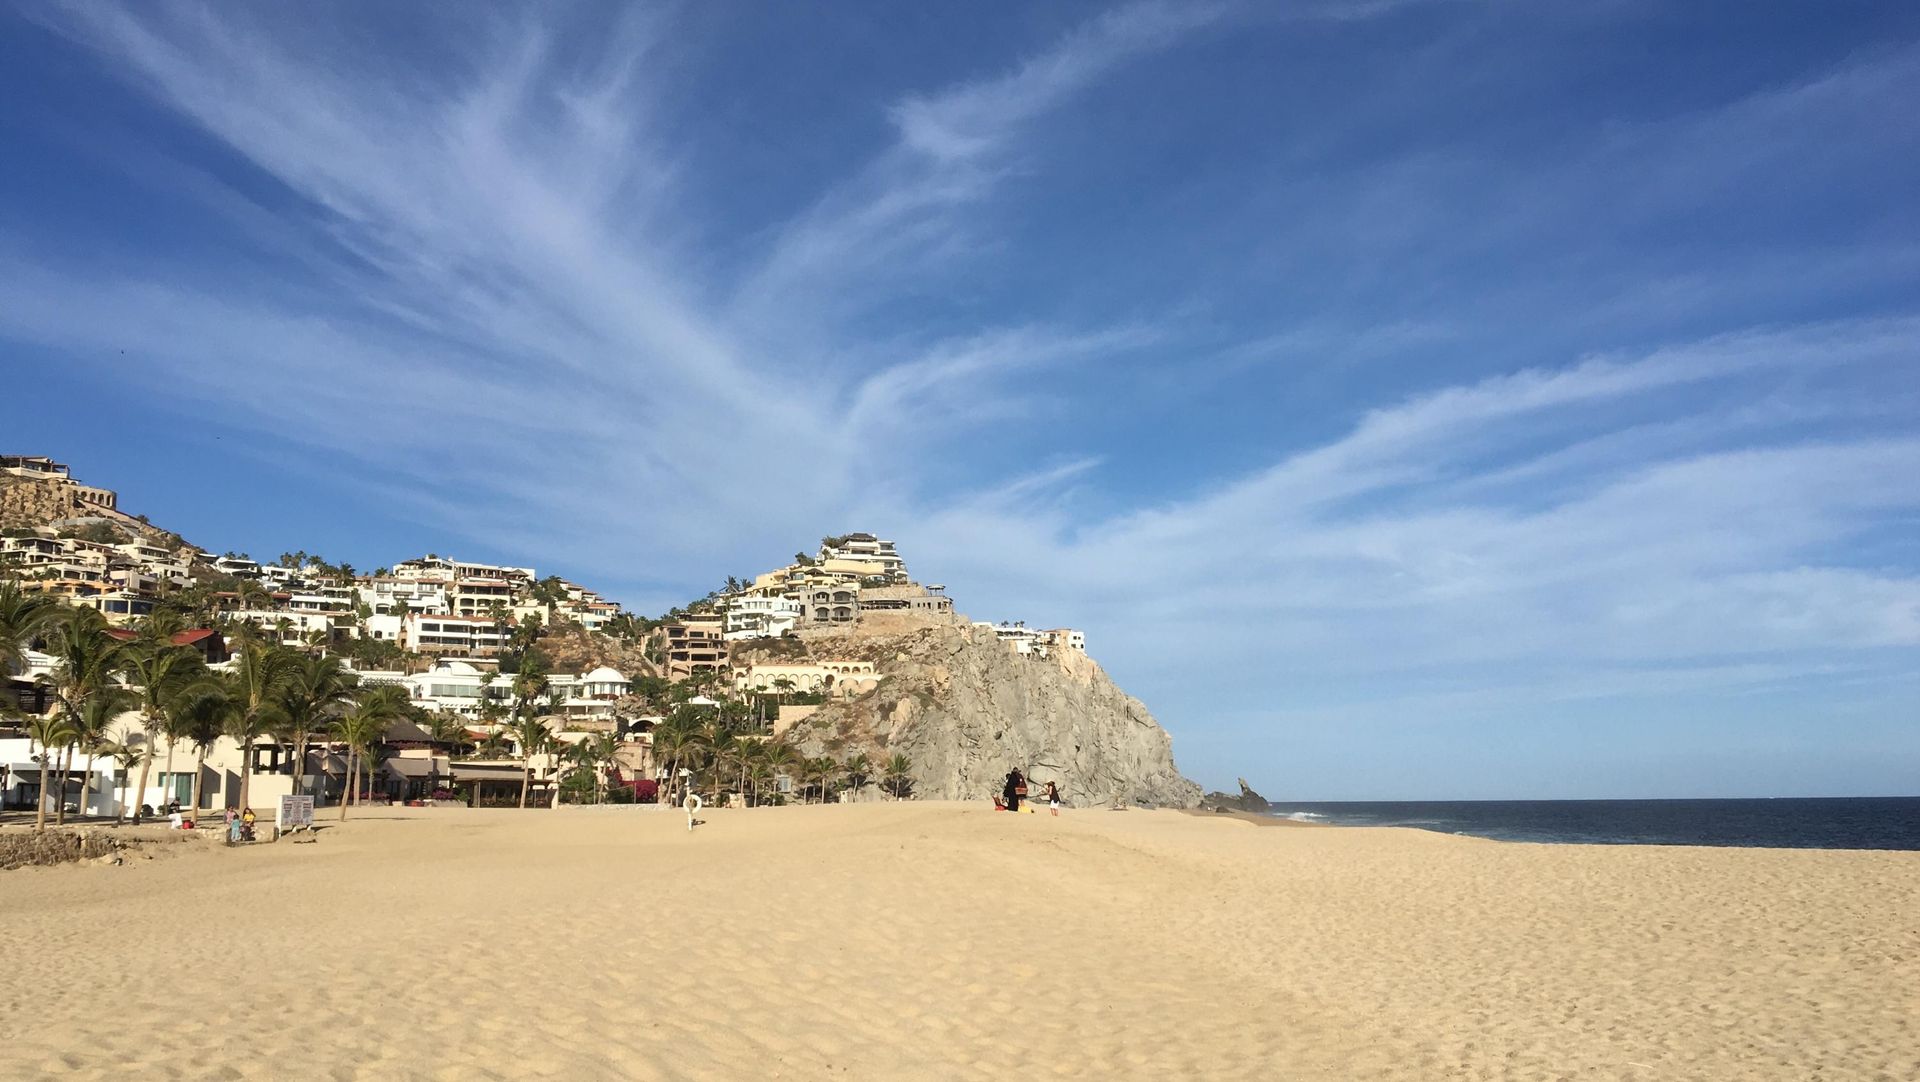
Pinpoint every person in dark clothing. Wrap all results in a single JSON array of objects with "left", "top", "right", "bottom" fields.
[{"left": 1003, "top": 768, "right": 1026, "bottom": 812}]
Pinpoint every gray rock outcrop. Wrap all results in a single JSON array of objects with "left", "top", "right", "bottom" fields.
[
  {"left": 1200, "top": 777, "right": 1270, "bottom": 813},
  {"left": 786, "top": 623, "right": 1201, "bottom": 808}
]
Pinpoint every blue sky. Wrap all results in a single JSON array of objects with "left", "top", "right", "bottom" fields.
[{"left": 4, "top": 1, "right": 1917, "bottom": 798}]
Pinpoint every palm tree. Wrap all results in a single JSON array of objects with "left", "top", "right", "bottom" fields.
[
  {"left": 508, "top": 713, "right": 552, "bottom": 809},
  {"left": 510, "top": 650, "right": 550, "bottom": 722},
  {"left": 234, "top": 579, "right": 272, "bottom": 614},
  {"left": 226, "top": 638, "right": 296, "bottom": 813},
  {"left": 122, "top": 641, "right": 205, "bottom": 823},
  {"left": 731, "top": 739, "right": 763, "bottom": 804},
  {"left": 843, "top": 753, "right": 873, "bottom": 797},
  {"left": 174, "top": 680, "right": 234, "bottom": 814},
  {"left": 332, "top": 700, "right": 391, "bottom": 822},
  {"left": 70, "top": 684, "right": 135, "bottom": 819},
  {"left": 747, "top": 760, "right": 775, "bottom": 806},
  {"left": 763, "top": 741, "right": 799, "bottom": 802},
  {"left": 808, "top": 756, "right": 841, "bottom": 805},
  {"left": 42, "top": 608, "right": 132, "bottom": 823},
  {"left": 704, "top": 726, "right": 739, "bottom": 801},
  {"left": 0, "top": 579, "right": 56, "bottom": 674},
  {"left": 584, "top": 731, "right": 621, "bottom": 804},
  {"left": 26, "top": 713, "right": 77, "bottom": 830},
  {"left": 278, "top": 654, "right": 359, "bottom": 798},
  {"left": 424, "top": 712, "right": 472, "bottom": 754},
  {"left": 883, "top": 753, "right": 914, "bottom": 800},
  {"left": 649, "top": 715, "right": 702, "bottom": 806},
  {"left": 109, "top": 739, "right": 147, "bottom": 816}
]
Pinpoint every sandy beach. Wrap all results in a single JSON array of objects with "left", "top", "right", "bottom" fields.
[{"left": 4, "top": 804, "right": 1915, "bottom": 1081}]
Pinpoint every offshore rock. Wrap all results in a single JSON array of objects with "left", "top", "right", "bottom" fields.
[
  {"left": 1200, "top": 777, "right": 1270, "bottom": 813},
  {"left": 785, "top": 623, "right": 1201, "bottom": 808}
]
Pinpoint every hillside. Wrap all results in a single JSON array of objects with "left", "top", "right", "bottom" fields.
[
  {"left": 784, "top": 622, "right": 1201, "bottom": 808},
  {"left": 0, "top": 471, "right": 190, "bottom": 550}
]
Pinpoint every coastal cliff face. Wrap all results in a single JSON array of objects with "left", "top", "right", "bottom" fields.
[{"left": 787, "top": 623, "right": 1201, "bottom": 808}]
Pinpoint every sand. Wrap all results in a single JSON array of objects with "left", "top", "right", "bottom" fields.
[{"left": 2, "top": 803, "right": 1915, "bottom": 1081}]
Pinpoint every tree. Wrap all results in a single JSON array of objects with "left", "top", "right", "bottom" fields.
[
  {"left": 226, "top": 638, "right": 296, "bottom": 813},
  {"left": 26, "top": 713, "right": 77, "bottom": 830},
  {"left": 151, "top": 670, "right": 211, "bottom": 815},
  {"left": 109, "top": 739, "right": 147, "bottom": 816},
  {"left": 763, "top": 741, "right": 799, "bottom": 802},
  {"left": 649, "top": 715, "right": 701, "bottom": 806},
  {"left": 70, "top": 684, "right": 135, "bottom": 820},
  {"left": 843, "top": 752, "right": 873, "bottom": 797},
  {"left": 42, "top": 608, "right": 132, "bottom": 824},
  {"left": 424, "top": 712, "right": 472, "bottom": 754},
  {"left": 0, "top": 579, "right": 56, "bottom": 673},
  {"left": 510, "top": 650, "right": 550, "bottom": 723},
  {"left": 333, "top": 688, "right": 404, "bottom": 822},
  {"left": 508, "top": 713, "right": 553, "bottom": 810},
  {"left": 174, "top": 680, "right": 234, "bottom": 814},
  {"left": 583, "top": 731, "right": 621, "bottom": 804},
  {"left": 122, "top": 640, "right": 205, "bottom": 823},
  {"left": 883, "top": 754, "right": 914, "bottom": 800},
  {"left": 808, "top": 756, "right": 841, "bottom": 805},
  {"left": 277, "top": 654, "right": 359, "bottom": 798},
  {"left": 704, "top": 727, "right": 739, "bottom": 800}
]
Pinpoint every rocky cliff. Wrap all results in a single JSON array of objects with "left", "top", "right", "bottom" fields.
[{"left": 785, "top": 623, "right": 1201, "bottom": 808}]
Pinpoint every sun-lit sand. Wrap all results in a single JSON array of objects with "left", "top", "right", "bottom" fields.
[{"left": 4, "top": 803, "right": 1915, "bottom": 1080}]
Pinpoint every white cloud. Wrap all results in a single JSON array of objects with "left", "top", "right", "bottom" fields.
[{"left": 901, "top": 322, "right": 1920, "bottom": 711}]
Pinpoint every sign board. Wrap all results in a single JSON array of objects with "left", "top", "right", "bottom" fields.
[{"left": 277, "top": 794, "right": 315, "bottom": 831}]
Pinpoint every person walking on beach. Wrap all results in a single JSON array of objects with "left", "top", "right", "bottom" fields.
[{"left": 1045, "top": 780, "right": 1061, "bottom": 816}]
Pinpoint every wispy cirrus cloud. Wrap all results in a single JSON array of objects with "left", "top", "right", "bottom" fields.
[{"left": 904, "top": 319, "right": 1920, "bottom": 777}]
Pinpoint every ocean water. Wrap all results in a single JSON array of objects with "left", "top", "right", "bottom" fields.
[{"left": 1261, "top": 797, "right": 1920, "bottom": 851}]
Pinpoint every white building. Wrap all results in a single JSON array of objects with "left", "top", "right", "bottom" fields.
[
  {"left": 392, "top": 555, "right": 535, "bottom": 585},
  {"left": 975, "top": 621, "right": 1058, "bottom": 657},
  {"left": 401, "top": 613, "right": 509, "bottom": 656},
  {"left": 380, "top": 660, "right": 629, "bottom": 720},
  {"left": 212, "top": 555, "right": 262, "bottom": 578},
  {"left": 229, "top": 608, "right": 340, "bottom": 645},
  {"left": 1049, "top": 628, "right": 1086, "bottom": 652},
  {"left": 724, "top": 595, "right": 804, "bottom": 640},
  {"left": 355, "top": 577, "right": 452, "bottom": 616}
]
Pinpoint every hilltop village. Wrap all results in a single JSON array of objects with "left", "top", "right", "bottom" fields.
[{"left": 0, "top": 455, "right": 1096, "bottom": 816}]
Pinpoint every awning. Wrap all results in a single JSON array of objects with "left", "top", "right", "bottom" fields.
[
  {"left": 384, "top": 758, "right": 439, "bottom": 779},
  {"left": 452, "top": 763, "right": 527, "bottom": 781}
]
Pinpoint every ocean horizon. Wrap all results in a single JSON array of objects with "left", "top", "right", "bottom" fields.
[{"left": 1261, "top": 796, "right": 1920, "bottom": 851}]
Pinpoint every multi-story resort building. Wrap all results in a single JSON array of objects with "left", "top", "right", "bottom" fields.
[
  {"left": 392, "top": 555, "right": 535, "bottom": 585},
  {"left": 818, "top": 533, "right": 907, "bottom": 581},
  {"left": 450, "top": 577, "right": 518, "bottom": 617},
  {"left": 724, "top": 594, "right": 805, "bottom": 640},
  {"left": 971, "top": 621, "right": 1088, "bottom": 658},
  {"left": 664, "top": 615, "right": 728, "bottom": 678},
  {"left": 402, "top": 612, "right": 511, "bottom": 656},
  {"left": 354, "top": 577, "right": 451, "bottom": 616}
]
